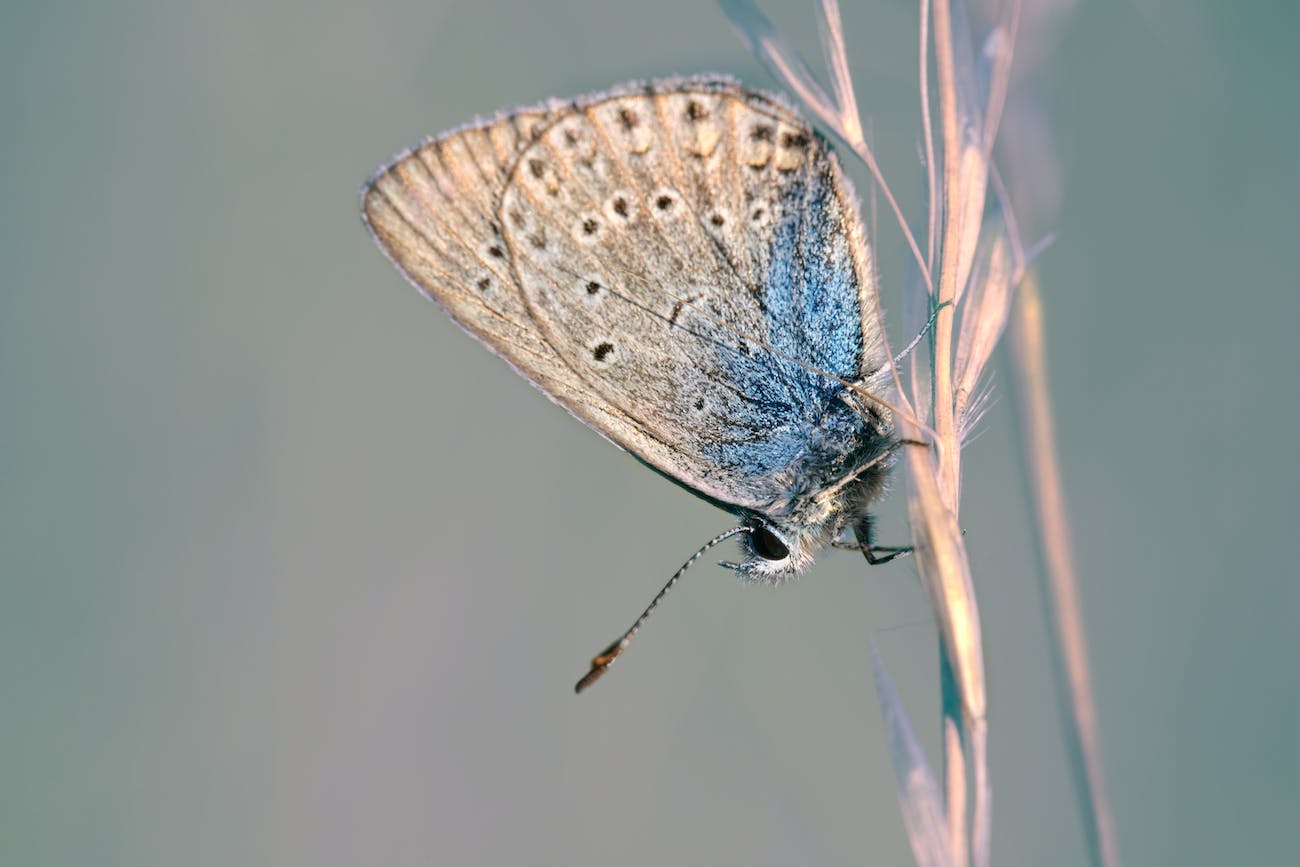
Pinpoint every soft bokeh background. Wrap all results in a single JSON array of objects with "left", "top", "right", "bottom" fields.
[{"left": 4, "top": 1, "right": 1297, "bottom": 865}]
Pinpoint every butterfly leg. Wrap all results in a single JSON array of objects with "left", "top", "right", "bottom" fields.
[
  {"left": 836, "top": 510, "right": 968, "bottom": 564},
  {"left": 834, "top": 515, "right": 914, "bottom": 565},
  {"left": 833, "top": 538, "right": 914, "bottom": 564}
]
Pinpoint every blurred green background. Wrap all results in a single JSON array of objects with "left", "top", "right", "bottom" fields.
[{"left": 3, "top": 1, "right": 1297, "bottom": 865}]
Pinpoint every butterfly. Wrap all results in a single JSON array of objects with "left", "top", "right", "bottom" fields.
[{"left": 361, "top": 76, "right": 901, "bottom": 688}]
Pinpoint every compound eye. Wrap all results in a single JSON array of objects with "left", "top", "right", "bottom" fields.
[{"left": 750, "top": 524, "right": 790, "bottom": 561}]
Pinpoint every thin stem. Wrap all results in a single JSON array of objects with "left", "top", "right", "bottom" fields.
[
  {"left": 978, "top": 1, "right": 1020, "bottom": 162},
  {"left": 819, "top": 0, "right": 863, "bottom": 146},
  {"left": 842, "top": 137, "right": 934, "bottom": 298},
  {"left": 919, "top": 0, "right": 938, "bottom": 274}
]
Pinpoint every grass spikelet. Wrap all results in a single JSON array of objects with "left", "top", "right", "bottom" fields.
[{"left": 719, "top": 2, "right": 1120, "bottom": 865}]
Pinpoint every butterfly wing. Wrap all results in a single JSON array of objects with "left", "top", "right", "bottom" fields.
[{"left": 363, "top": 77, "right": 888, "bottom": 514}]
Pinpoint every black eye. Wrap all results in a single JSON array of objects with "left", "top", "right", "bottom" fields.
[{"left": 750, "top": 524, "right": 789, "bottom": 560}]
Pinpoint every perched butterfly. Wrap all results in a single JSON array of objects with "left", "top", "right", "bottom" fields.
[{"left": 361, "top": 76, "right": 903, "bottom": 689}]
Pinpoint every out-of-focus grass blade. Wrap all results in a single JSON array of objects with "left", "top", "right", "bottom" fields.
[
  {"left": 970, "top": 716, "right": 991, "bottom": 867},
  {"left": 948, "top": 0, "right": 984, "bottom": 143},
  {"left": 1007, "top": 272, "right": 1124, "bottom": 867},
  {"left": 816, "top": 0, "right": 864, "bottom": 145},
  {"left": 871, "top": 643, "right": 957, "bottom": 867},
  {"left": 716, "top": 0, "right": 837, "bottom": 128},
  {"left": 718, "top": 0, "right": 932, "bottom": 292}
]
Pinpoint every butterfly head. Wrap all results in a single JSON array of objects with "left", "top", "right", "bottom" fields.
[
  {"left": 728, "top": 449, "right": 896, "bottom": 583},
  {"left": 729, "top": 516, "right": 828, "bottom": 583}
]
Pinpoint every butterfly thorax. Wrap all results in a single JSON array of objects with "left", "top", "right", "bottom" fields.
[{"left": 731, "top": 376, "right": 895, "bottom": 584}]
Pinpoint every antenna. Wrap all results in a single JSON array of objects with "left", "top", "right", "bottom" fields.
[{"left": 574, "top": 526, "right": 750, "bottom": 693}]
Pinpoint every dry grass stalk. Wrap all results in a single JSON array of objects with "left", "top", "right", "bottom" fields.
[
  {"left": 719, "top": 1, "right": 1116, "bottom": 865},
  {"left": 719, "top": 1, "right": 1005, "bottom": 861},
  {"left": 721, "top": 1, "right": 1118, "bottom": 864}
]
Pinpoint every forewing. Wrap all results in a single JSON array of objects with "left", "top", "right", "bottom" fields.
[{"left": 499, "top": 78, "right": 887, "bottom": 511}]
